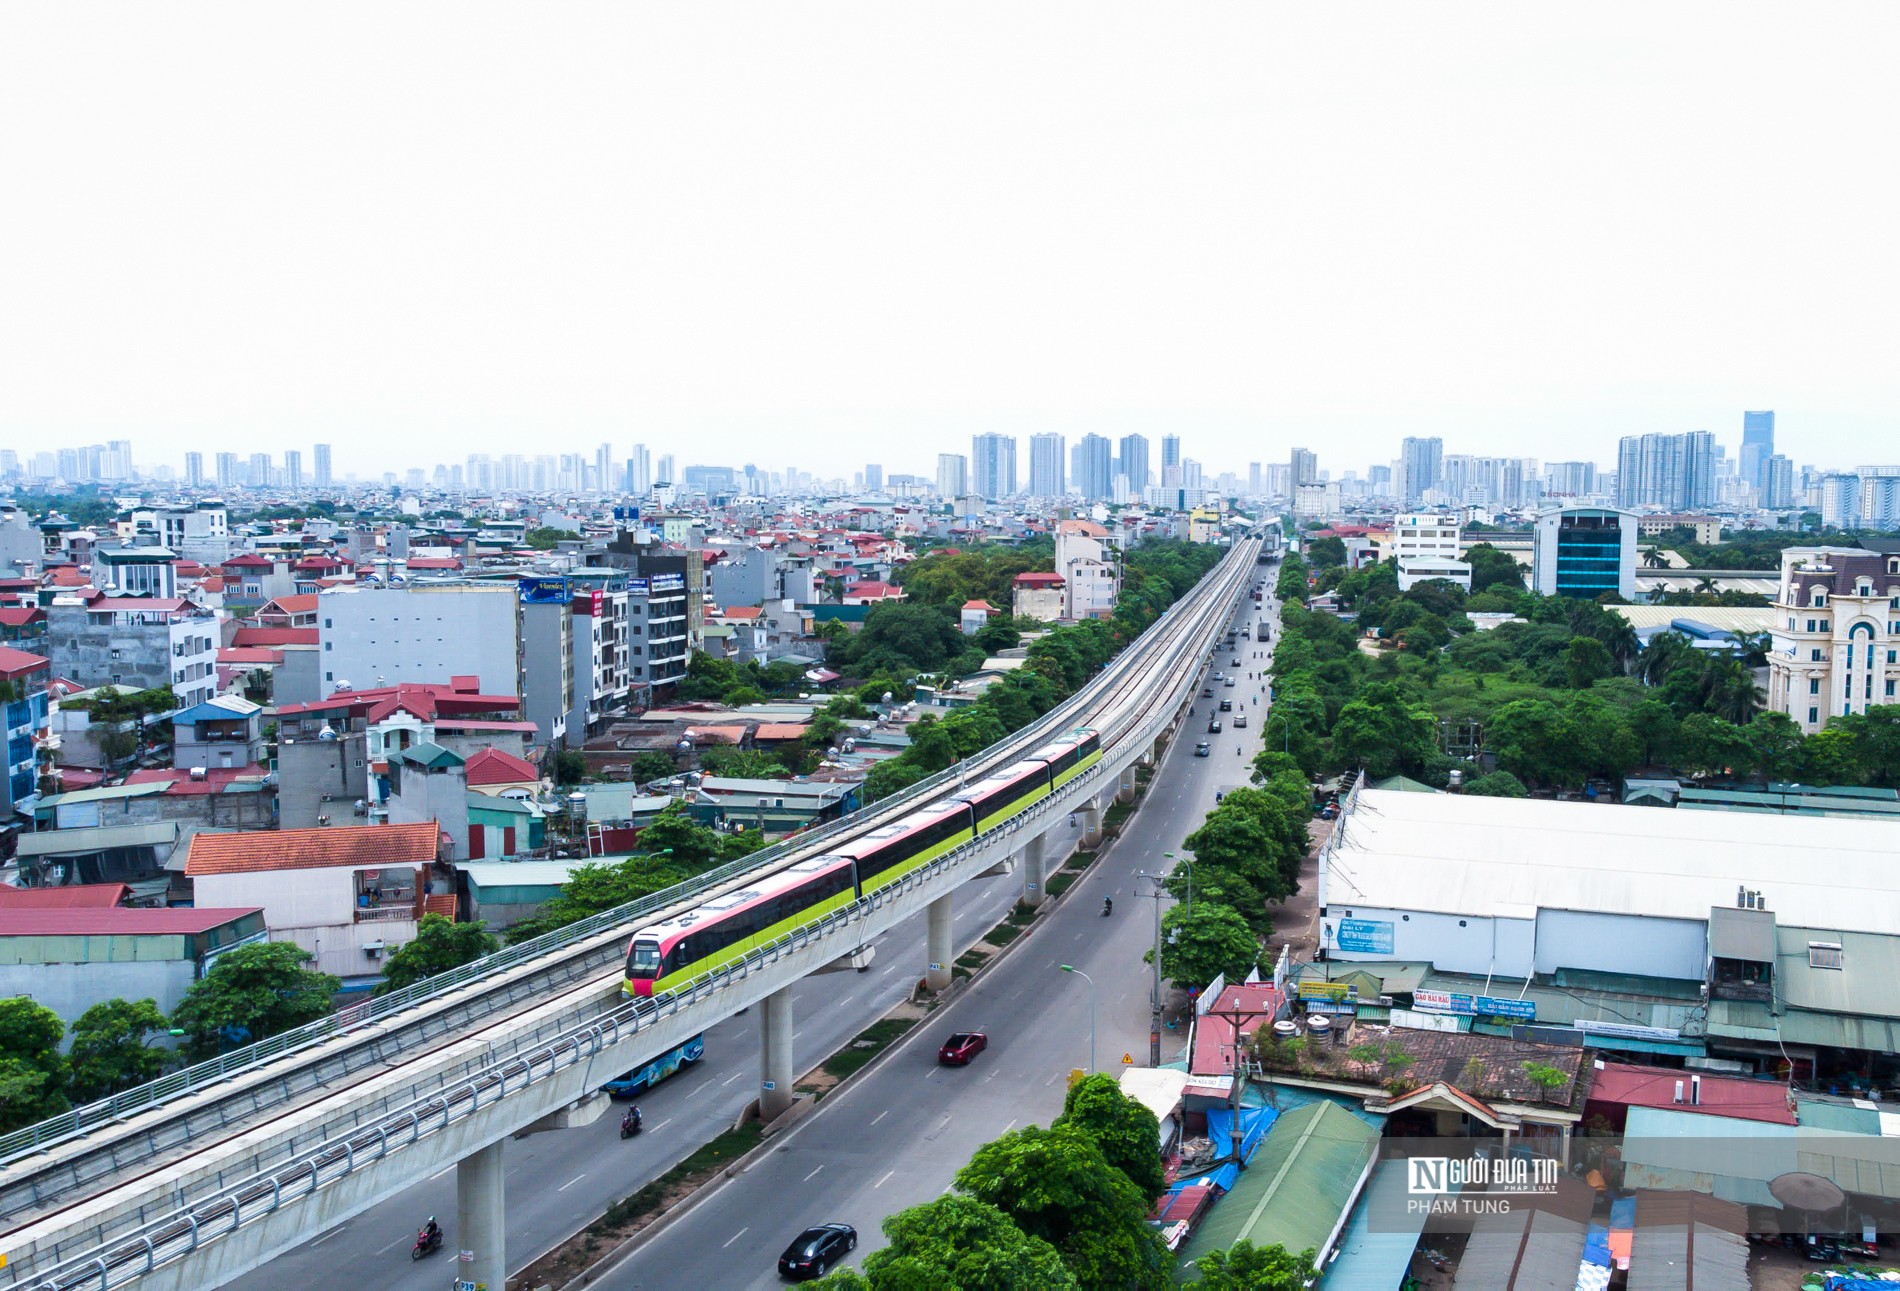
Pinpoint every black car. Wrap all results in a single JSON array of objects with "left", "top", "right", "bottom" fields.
[
  {"left": 779, "top": 1223, "right": 857, "bottom": 1280},
  {"left": 1207, "top": 718, "right": 1222, "bottom": 733}
]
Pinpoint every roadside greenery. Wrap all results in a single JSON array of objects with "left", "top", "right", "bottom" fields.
[
  {"left": 169, "top": 941, "right": 340, "bottom": 1060},
  {"left": 374, "top": 915, "right": 499, "bottom": 995},
  {"left": 857, "top": 541, "right": 1224, "bottom": 803}
]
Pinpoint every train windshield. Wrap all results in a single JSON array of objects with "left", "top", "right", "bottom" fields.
[{"left": 628, "top": 940, "right": 663, "bottom": 978}]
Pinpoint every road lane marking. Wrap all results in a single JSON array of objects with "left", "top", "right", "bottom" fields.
[
  {"left": 870, "top": 1109, "right": 888, "bottom": 1126},
  {"left": 310, "top": 1228, "right": 342, "bottom": 1246},
  {"left": 723, "top": 1227, "right": 749, "bottom": 1248},
  {"left": 722, "top": 1070, "right": 744, "bottom": 1086},
  {"left": 803, "top": 1165, "right": 825, "bottom": 1182},
  {"left": 875, "top": 1169, "right": 896, "bottom": 1188},
  {"left": 652, "top": 1118, "right": 672, "bottom": 1132},
  {"left": 558, "top": 1173, "right": 587, "bottom": 1192},
  {"left": 1003, "top": 1119, "right": 1017, "bottom": 1132},
  {"left": 375, "top": 1234, "right": 408, "bottom": 1254}
]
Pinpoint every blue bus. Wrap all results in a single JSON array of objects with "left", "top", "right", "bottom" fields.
[{"left": 602, "top": 1034, "right": 705, "bottom": 1099}]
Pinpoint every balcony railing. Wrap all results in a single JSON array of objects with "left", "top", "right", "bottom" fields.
[{"left": 353, "top": 903, "right": 416, "bottom": 924}]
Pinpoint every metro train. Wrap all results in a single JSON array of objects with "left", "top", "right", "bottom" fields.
[{"left": 624, "top": 728, "right": 1101, "bottom": 997}]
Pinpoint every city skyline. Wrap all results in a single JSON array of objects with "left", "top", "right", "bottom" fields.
[{"left": 2, "top": 6, "right": 1895, "bottom": 478}]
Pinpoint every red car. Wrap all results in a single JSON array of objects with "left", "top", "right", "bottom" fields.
[{"left": 938, "top": 1031, "right": 988, "bottom": 1065}]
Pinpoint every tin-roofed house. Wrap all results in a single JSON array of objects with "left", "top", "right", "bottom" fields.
[{"left": 0, "top": 905, "right": 266, "bottom": 1029}]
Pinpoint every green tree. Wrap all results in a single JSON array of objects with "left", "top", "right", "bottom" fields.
[
  {"left": 1147, "top": 902, "right": 1261, "bottom": 990},
  {"left": 523, "top": 526, "right": 569, "bottom": 549},
  {"left": 714, "top": 827, "right": 770, "bottom": 862},
  {"left": 505, "top": 854, "right": 696, "bottom": 943},
  {"left": 0, "top": 997, "right": 68, "bottom": 1130},
  {"left": 1675, "top": 712, "right": 1752, "bottom": 778},
  {"left": 551, "top": 749, "right": 588, "bottom": 786},
  {"left": 1746, "top": 712, "right": 1806, "bottom": 783},
  {"left": 697, "top": 747, "right": 791, "bottom": 780},
  {"left": 376, "top": 915, "right": 499, "bottom": 996},
  {"left": 627, "top": 750, "right": 676, "bottom": 784},
  {"left": 1627, "top": 699, "right": 1680, "bottom": 765},
  {"left": 1304, "top": 535, "right": 1347, "bottom": 569},
  {"left": 1184, "top": 1241, "right": 1318, "bottom": 1290},
  {"left": 955, "top": 1125, "right": 1170, "bottom": 1289},
  {"left": 1465, "top": 544, "right": 1525, "bottom": 594},
  {"left": 67, "top": 998, "right": 169, "bottom": 1102},
  {"left": 1486, "top": 698, "right": 1584, "bottom": 789},
  {"left": 1463, "top": 770, "right": 1529, "bottom": 798},
  {"left": 834, "top": 1194, "right": 1075, "bottom": 1290},
  {"left": 1055, "top": 1073, "right": 1168, "bottom": 1205},
  {"left": 1563, "top": 637, "right": 1614, "bottom": 689},
  {"left": 1329, "top": 682, "right": 1437, "bottom": 778},
  {"left": 631, "top": 801, "right": 722, "bottom": 865},
  {"left": 169, "top": 942, "right": 340, "bottom": 1059}
]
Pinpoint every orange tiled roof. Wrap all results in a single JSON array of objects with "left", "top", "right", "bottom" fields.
[
  {"left": 185, "top": 822, "right": 439, "bottom": 876},
  {"left": 464, "top": 747, "right": 539, "bottom": 786}
]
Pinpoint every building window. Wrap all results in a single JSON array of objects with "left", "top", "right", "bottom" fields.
[
  {"left": 1811, "top": 648, "right": 1824, "bottom": 662},
  {"left": 1809, "top": 706, "right": 1819, "bottom": 724},
  {"left": 1809, "top": 678, "right": 1820, "bottom": 695},
  {"left": 1809, "top": 942, "right": 1843, "bottom": 970}
]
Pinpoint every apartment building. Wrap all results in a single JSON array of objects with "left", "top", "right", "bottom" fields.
[
  {"left": 1391, "top": 513, "right": 1471, "bottom": 592},
  {"left": 1765, "top": 546, "right": 1900, "bottom": 733},
  {"left": 47, "top": 593, "right": 220, "bottom": 709},
  {"left": 317, "top": 583, "right": 521, "bottom": 698}
]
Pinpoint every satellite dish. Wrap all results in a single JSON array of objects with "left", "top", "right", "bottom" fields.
[{"left": 318, "top": 724, "right": 338, "bottom": 741}]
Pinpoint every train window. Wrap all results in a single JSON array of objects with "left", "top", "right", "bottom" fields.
[{"left": 629, "top": 942, "right": 662, "bottom": 977}]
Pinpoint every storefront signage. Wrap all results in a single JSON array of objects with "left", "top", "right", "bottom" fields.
[
  {"left": 1572, "top": 1018, "right": 1682, "bottom": 1043},
  {"left": 518, "top": 576, "right": 568, "bottom": 604},
  {"left": 1296, "top": 980, "right": 1358, "bottom": 1003},
  {"left": 1335, "top": 918, "right": 1395, "bottom": 955},
  {"left": 1412, "top": 990, "right": 1536, "bottom": 1022}
]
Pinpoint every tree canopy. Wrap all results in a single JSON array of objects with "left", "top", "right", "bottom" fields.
[
  {"left": 376, "top": 915, "right": 499, "bottom": 995},
  {"left": 169, "top": 942, "right": 340, "bottom": 1059}
]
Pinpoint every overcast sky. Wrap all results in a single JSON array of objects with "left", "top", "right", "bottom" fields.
[{"left": 2, "top": 3, "right": 1896, "bottom": 482}]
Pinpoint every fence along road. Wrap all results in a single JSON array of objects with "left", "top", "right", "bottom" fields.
[{"left": 3, "top": 538, "right": 1260, "bottom": 1291}]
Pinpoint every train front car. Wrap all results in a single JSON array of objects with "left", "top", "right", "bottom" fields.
[
  {"left": 622, "top": 856, "right": 858, "bottom": 998},
  {"left": 830, "top": 799, "right": 976, "bottom": 900}
]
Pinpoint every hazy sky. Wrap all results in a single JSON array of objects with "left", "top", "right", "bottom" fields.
[{"left": 3, "top": 3, "right": 1896, "bottom": 481}]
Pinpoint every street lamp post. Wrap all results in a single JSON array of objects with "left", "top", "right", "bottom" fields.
[
  {"left": 1164, "top": 851, "right": 1192, "bottom": 909},
  {"left": 1058, "top": 964, "right": 1097, "bottom": 1073},
  {"left": 1267, "top": 712, "right": 1290, "bottom": 755}
]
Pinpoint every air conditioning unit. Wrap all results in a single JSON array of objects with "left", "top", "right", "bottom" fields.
[{"left": 363, "top": 941, "right": 385, "bottom": 959}]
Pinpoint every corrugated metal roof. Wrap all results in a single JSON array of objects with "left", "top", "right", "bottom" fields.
[
  {"left": 1176, "top": 1101, "right": 1379, "bottom": 1273},
  {"left": 0, "top": 907, "right": 263, "bottom": 936},
  {"left": 1775, "top": 925, "right": 1900, "bottom": 1019},
  {"left": 457, "top": 860, "right": 590, "bottom": 888},
  {"left": 1454, "top": 1180, "right": 1593, "bottom": 1288},
  {"left": 14, "top": 822, "right": 178, "bottom": 856},
  {"left": 1325, "top": 1160, "right": 1437, "bottom": 1290},
  {"left": 1624, "top": 1192, "right": 1750, "bottom": 1291},
  {"left": 1325, "top": 789, "right": 1900, "bottom": 934}
]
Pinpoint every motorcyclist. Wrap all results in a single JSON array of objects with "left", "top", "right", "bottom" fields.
[
  {"left": 423, "top": 1217, "right": 441, "bottom": 1247},
  {"left": 622, "top": 1106, "right": 641, "bottom": 1132},
  {"left": 1102, "top": 897, "right": 1113, "bottom": 916}
]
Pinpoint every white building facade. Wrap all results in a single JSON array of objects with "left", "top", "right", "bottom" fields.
[
  {"left": 1766, "top": 546, "right": 1900, "bottom": 733},
  {"left": 318, "top": 584, "right": 521, "bottom": 698},
  {"left": 1392, "top": 513, "right": 1472, "bottom": 592}
]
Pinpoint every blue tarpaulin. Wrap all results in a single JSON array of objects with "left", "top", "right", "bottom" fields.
[
  {"left": 1177, "top": 1162, "right": 1241, "bottom": 1193},
  {"left": 1609, "top": 1195, "right": 1637, "bottom": 1229},
  {"left": 1204, "top": 1106, "right": 1279, "bottom": 1166},
  {"left": 1582, "top": 1223, "right": 1611, "bottom": 1267}
]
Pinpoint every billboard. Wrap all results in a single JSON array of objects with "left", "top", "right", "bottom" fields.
[
  {"left": 1335, "top": 918, "right": 1395, "bottom": 955},
  {"left": 1412, "top": 989, "right": 1536, "bottom": 1022},
  {"left": 518, "top": 576, "right": 568, "bottom": 604}
]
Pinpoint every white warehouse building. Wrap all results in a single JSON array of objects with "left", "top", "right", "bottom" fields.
[{"left": 1319, "top": 789, "right": 1900, "bottom": 984}]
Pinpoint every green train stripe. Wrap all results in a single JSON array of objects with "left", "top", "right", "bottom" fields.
[
  {"left": 859, "top": 825, "right": 976, "bottom": 898},
  {"left": 975, "top": 782, "right": 1050, "bottom": 834}
]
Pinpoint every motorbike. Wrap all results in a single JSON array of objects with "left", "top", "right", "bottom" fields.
[
  {"left": 411, "top": 1225, "right": 444, "bottom": 1261},
  {"left": 1102, "top": 898, "right": 1113, "bottom": 917},
  {"left": 620, "top": 1109, "right": 643, "bottom": 1139}
]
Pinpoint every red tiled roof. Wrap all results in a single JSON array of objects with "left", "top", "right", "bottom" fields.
[
  {"left": 464, "top": 747, "right": 539, "bottom": 786},
  {"left": 47, "top": 567, "right": 92, "bottom": 587},
  {"left": 1013, "top": 572, "right": 1065, "bottom": 586},
  {"left": 752, "top": 723, "right": 810, "bottom": 741},
  {"left": 421, "top": 893, "right": 458, "bottom": 920},
  {"left": 230, "top": 626, "right": 318, "bottom": 647},
  {"left": 218, "top": 647, "right": 286, "bottom": 665},
  {"left": 1585, "top": 1060, "right": 1796, "bottom": 1125},
  {"left": 0, "top": 883, "right": 131, "bottom": 909},
  {"left": 0, "top": 908, "right": 263, "bottom": 937},
  {"left": 260, "top": 594, "right": 319, "bottom": 614},
  {"left": 961, "top": 600, "right": 996, "bottom": 611},
  {"left": 0, "top": 645, "right": 49, "bottom": 677},
  {"left": 404, "top": 557, "right": 463, "bottom": 569},
  {"left": 222, "top": 553, "right": 274, "bottom": 568},
  {"left": 0, "top": 607, "right": 45, "bottom": 627},
  {"left": 185, "top": 823, "right": 440, "bottom": 876},
  {"left": 720, "top": 606, "right": 763, "bottom": 620}
]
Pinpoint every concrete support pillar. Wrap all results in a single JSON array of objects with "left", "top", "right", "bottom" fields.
[
  {"left": 925, "top": 892, "right": 955, "bottom": 992},
  {"left": 759, "top": 985, "right": 796, "bottom": 1122},
  {"left": 1079, "top": 804, "right": 1105, "bottom": 849},
  {"left": 455, "top": 1140, "right": 505, "bottom": 1291},
  {"left": 1019, "top": 830, "right": 1050, "bottom": 908},
  {"left": 1116, "top": 765, "right": 1138, "bottom": 803}
]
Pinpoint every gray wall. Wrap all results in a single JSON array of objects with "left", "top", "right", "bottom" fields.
[
  {"left": 317, "top": 586, "right": 520, "bottom": 697},
  {"left": 0, "top": 959, "right": 197, "bottom": 1033},
  {"left": 278, "top": 736, "right": 368, "bottom": 829}
]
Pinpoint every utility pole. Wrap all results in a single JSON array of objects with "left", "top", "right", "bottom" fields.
[{"left": 1138, "top": 870, "right": 1164, "bottom": 1065}]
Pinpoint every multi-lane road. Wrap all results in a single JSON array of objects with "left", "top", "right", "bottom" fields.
[
  {"left": 232, "top": 569, "right": 1278, "bottom": 1291},
  {"left": 602, "top": 592, "right": 1279, "bottom": 1288},
  {"left": 227, "top": 866, "right": 1033, "bottom": 1291}
]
